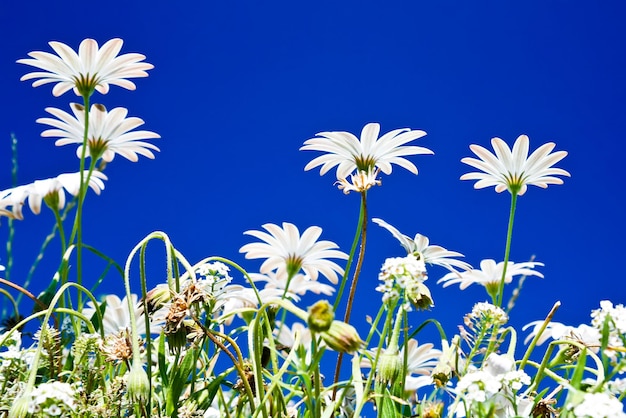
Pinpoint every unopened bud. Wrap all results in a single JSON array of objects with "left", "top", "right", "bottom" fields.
[
  {"left": 307, "top": 300, "right": 334, "bottom": 333},
  {"left": 377, "top": 350, "right": 402, "bottom": 385},
  {"left": 8, "top": 394, "right": 31, "bottom": 418},
  {"left": 127, "top": 363, "right": 150, "bottom": 403},
  {"left": 320, "top": 320, "right": 363, "bottom": 353}
]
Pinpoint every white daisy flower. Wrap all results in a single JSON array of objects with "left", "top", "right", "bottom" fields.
[
  {"left": 522, "top": 321, "right": 601, "bottom": 351},
  {"left": 250, "top": 272, "right": 335, "bottom": 298},
  {"left": 461, "top": 134, "right": 570, "bottom": 196},
  {"left": 17, "top": 38, "right": 153, "bottom": 97},
  {"left": 83, "top": 294, "right": 163, "bottom": 336},
  {"left": 0, "top": 171, "right": 107, "bottom": 219},
  {"left": 373, "top": 218, "right": 471, "bottom": 273},
  {"left": 37, "top": 103, "right": 160, "bottom": 162},
  {"left": 438, "top": 259, "right": 543, "bottom": 291},
  {"left": 301, "top": 122, "right": 432, "bottom": 180},
  {"left": 239, "top": 222, "right": 348, "bottom": 284}
]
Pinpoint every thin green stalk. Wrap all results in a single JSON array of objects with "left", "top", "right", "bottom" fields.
[
  {"left": 4, "top": 134, "right": 19, "bottom": 285},
  {"left": 51, "top": 207, "right": 67, "bottom": 256},
  {"left": 17, "top": 199, "right": 76, "bottom": 307},
  {"left": 519, "top": 301, "right": 561, "bottom": 370},
  {"left": 496, "top": 192, "right": 518, "bottom": 307},
  {"left": 332, "top": 192, "right": 368, "bottom": 392},
  {"left": 333, "top": 193, "right": 366, "bottom": 311}
]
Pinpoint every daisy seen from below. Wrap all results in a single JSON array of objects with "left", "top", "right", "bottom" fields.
[
  {"left": 373, "top": 218, "right": 471, "bottom": 273},
  {"left": 438, "top": 259, "right": 543, "bottom": 300},
  {"left": 240, "top": 222, "right": 348, "bottom": 284},
  {"left": 250, "top": 272, "right": 335, "bottom": 298},
  {"left": 461, "top": 134, "right": 570, "bottom": 196},
  {"left": 0, "top": 171, "right": 107, "bottom": 219},
  {"left": 301, "top": 122, "right": 432, "bottom": 191},
  {"left": 17, "top": 38, "right": 153, "bottom": 97},
  {"left": 37, "top": 103, "right": 160, "bottom": 162}
]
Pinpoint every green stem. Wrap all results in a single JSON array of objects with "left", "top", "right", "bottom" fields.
[
  {"left": 332, "top": 192, "right": 368, "bottom": 390},
  {"left": 332, "top": 192, "right": 366, "bottom": 311},
  {"left": 496, "top": 192, "right": 518, "bottom": 307},
  {"left": 71, "top": 93, "right": 92, "bottom": 310},
  {"left": 519, "top": 301, "right": 561, "bottom": 370}
]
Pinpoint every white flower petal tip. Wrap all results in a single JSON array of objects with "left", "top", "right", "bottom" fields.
[
  {"left": 37, "top": 103, "right": 159, "bottom": 163},
  {"left": 239, "top": 222, "right": 348, "bottom": 284},
  {"left": 301, "top": 122, "right": 432, "bottom": 182},
  {"left": 372, "top": 217, "right": 471, "bottom": 273},
  {"left": 461, "top": 134, "right": 570, "bottom": 196},
  {"left": 17, "top": 38, "right": 153, "bottom": 97}
]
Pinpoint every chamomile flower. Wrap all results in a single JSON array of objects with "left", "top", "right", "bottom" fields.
[
  {"left": 373, "top": 218, "right": 471, "bottom": 273},
  {"left": 461, "top": 134, "right": 570, "bottom": 196},
  {"left": 301, "top": 122, "right": 432, "bottom": 180},
  {"left": 240, "top": 222, "right": 348, "bottom": 284},
  {"left": 37, "top": 103, "right": 160, "bottom": 162},
  {"left": 18, "top": 38, "right": 153, "bottom": 97}
]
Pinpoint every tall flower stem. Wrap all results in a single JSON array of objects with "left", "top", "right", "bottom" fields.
[
  {"left": 342, "top": 191, "right": 368, "bottom": 324},
  {"left": 67, "top": 92, "right": 93, "bottom": 310},
  {"left": 496, "top": 192, "right": 518, "bottom": 307},
  {"left": 332, "top": 191, "right": 368, "bottom": 390},
  {"left": 332, "top": 192, "right": 366, "bottom": 311}
]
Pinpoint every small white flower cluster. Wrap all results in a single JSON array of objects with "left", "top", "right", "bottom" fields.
[
  {"left": 465, "top": 302, "right": 509, "bottom": 328},
  {"left": 28, "top": 381, "right": 76, "bottom": 417},
  {"left": 453, "top": 353, "right": 531, "bottom": 417},
  {"left": 570, "top": 392, "right": 626, "bottom": 418},
  {"left": 591, "top": 300, "right": 626, "bottom": 354},
  {"left": 376, "top": 254, "right": 431, "bottom": 310},
  {"left": 335, "top": 168, "right": 381, "bottom": 194},
  {"left": 196, "top": 261, "right": 233, "bottom": 292}
]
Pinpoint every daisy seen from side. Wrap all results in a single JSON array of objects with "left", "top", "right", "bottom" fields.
[
  {"left": 373, "top": 218, "right": 471, "bottom": 273},
  {"left": 0, "top": 171, "right": 107, "bottom": 219}
]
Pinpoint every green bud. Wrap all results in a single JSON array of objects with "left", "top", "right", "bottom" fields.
[
  {"left": 127, "top": 363, "right": 150, "bottom": 403},
  {"left": 307, "top": 300, "right": 334, "bottom": 333},
  {"left": 320, "top": 320, "right": 363, "bottom": 353},
  {"left": 9, "top": 394, "right": 31, "bottom": 418},
  {"left": 377, "top": 350, "right": 403, "bottom": 385}
]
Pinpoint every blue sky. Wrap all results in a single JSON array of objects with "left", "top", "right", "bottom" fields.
[{"left": 0, "top": 1, "right": 625, "bottom": 350}]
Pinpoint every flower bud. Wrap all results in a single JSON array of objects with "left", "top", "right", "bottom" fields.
[
  {"left": 127, "top": 363, "right": 150, "bottom": 403},
  {"left": 8, "top": 394, "right": 31, "bottom": 418},
  {"left": 377, "top": 350, "right": 402, "bottom": 385},
  {"left": 307, "top": 300, "right": 334, "bottom": 333},
  {"left": 320, "top": 320, "right": 363, "bottom": 353}
]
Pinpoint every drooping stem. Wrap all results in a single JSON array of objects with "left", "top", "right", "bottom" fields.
[{"left": 496, "top": 192, "right": 518, "bottom": 307}]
